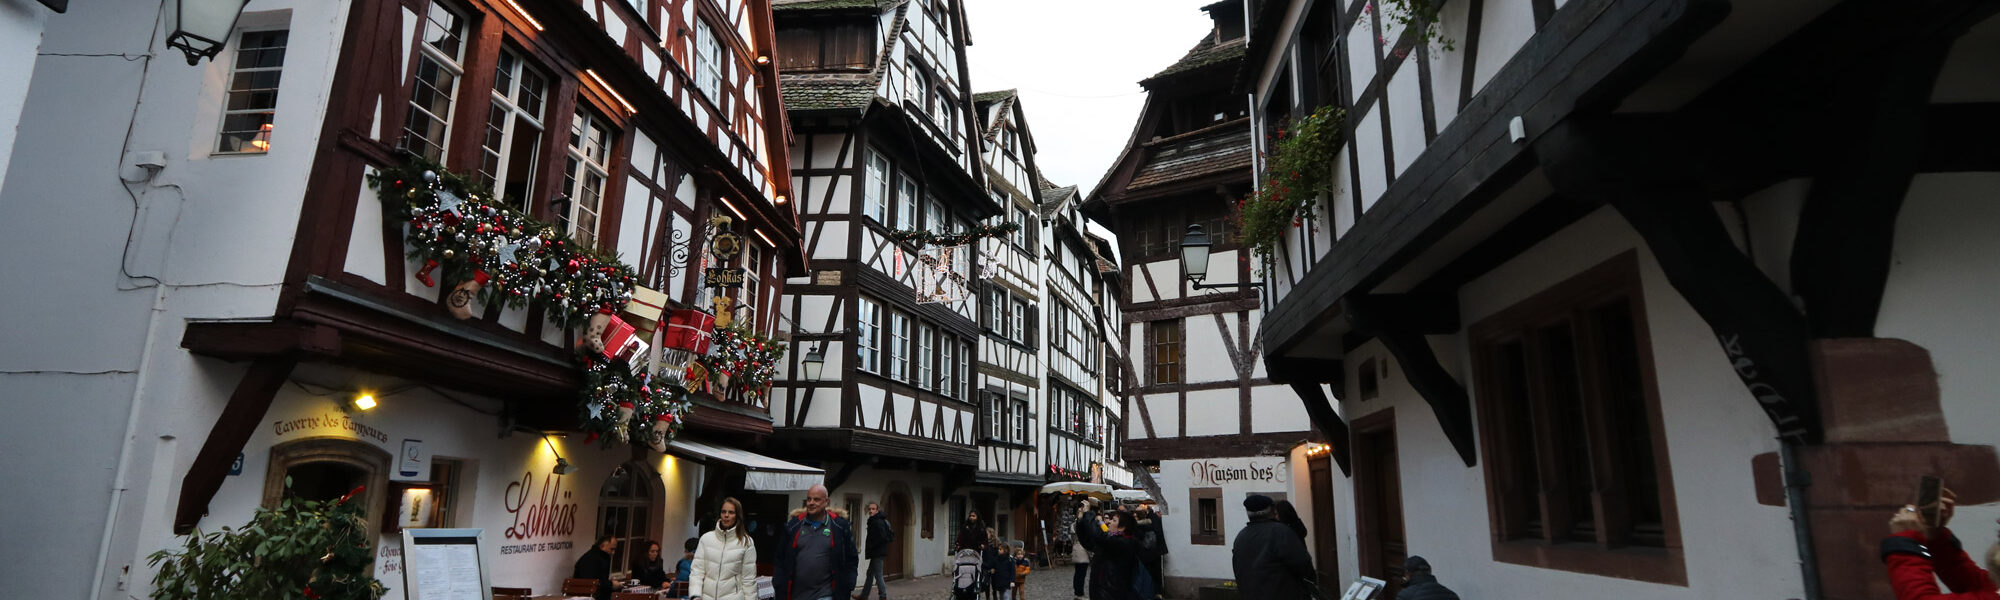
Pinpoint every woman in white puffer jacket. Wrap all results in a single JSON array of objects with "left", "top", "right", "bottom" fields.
[{"left": 687, "top": 497, "right": 759, "bottom": 600}]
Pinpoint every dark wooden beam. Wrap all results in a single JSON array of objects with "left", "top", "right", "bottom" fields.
[
  {"left": 181, "top": 321, "right": 342, "bottom": 361},
  {"left": 175, "top": 356, "right": 298, "bottom": 534},
  {"left": 1344, "top": 297, "right": 1478, "bottom": 466},
  {"left": 1411, "top": 194, "right": 1604, "bottom": 297},
  {"left": 1267, "top": 356, "right": 1353, "bottom": 477},
  {"left": 1342, "top": 294, "right": 1459, "bottom": 334},
  {"left": 1536, "top": 115, "right": 1821, "bottom": 442}
]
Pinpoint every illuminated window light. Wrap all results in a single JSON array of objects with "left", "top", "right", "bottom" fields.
[
  {"left": 250, "top": 122, "right": 273, "bottom": 152},
  {"left": 585, "top": 69, "right": 637, "bottom": 115},
  {"left": 753, "top": 228, "right": 775, "bottom": 248},
  {"left": 501, "top": 0, "right": 545, "bottom": 30},
  {"left": 352, "top": 393, "right": 378, "bottom": 411},
  {"left": 717, "top": 196, "right": 748, "bottom": 220}
]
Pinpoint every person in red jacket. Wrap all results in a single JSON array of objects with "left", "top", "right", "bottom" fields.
[{"left": 1883, "top": 488, "right": 1999, "bottom": 600}]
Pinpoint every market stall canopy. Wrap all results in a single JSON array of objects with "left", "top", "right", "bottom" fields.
[
  {"left": 1112, "top": 489, "right": 1154, "bottom": 503},
  {"left": 667, "top": 438, "right": 823, "bottom": 491},
  {"left": 1040, "top": 481, "right": 1113, "bottom": 499}
]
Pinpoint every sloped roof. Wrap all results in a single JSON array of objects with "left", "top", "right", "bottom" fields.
[
  {"left": 1125, "top": 118, "right": 1252, "bottom": 191},
  {"left": 773, "top": 0, "right": 880, "bottom": 11},
  {"left": 973, "top": 89, "right": 1017, "bottom": 104},
  {"left": 779, "top": 75, "right": 878, "bottom": 113},
  {"left": 1142, "top": 37, "right": 1246, "bottom": 87},
  {"left": 1040, "top": 184, "right": 1078, "bottom": 219}
]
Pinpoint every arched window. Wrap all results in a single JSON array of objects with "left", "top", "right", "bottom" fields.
[
  {"left": 262, "top": 438, "right": 391, "bottom": 545},
  {"left": 597, "top": 462, "right": 659, "bottom": 572}
]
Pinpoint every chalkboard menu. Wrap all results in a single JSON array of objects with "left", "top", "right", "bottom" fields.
[{"left": 402, "top": 529, "right": 491, "bottom": 600}]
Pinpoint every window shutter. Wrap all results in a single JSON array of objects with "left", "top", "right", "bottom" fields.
[{"left": 1026, "top": 306, "right": 1040, "bottom": 349}]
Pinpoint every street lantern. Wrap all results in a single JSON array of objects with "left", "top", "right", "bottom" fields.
[
  {"left": 1181, "top": 223, "right": 1262, "bottom": 290},
  {"left": 166, "top": 0, "right": 253, "bottom": 65},
  {"left": 801, "top": 345, "right": 825, "bottom": 381}
]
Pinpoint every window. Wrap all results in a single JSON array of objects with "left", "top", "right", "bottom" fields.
[
  {"left": 561, "top": 106, "right": 615, "bottom": 248},
  {"left": 401, "top": 1, "right": 469, "bottom": 160},
  {"left": 740, "top": 242, "right": 763, "bottom": 326},
  {"left": 1011, "top": 206, "right": 1032, "bottom": 248},
  {"left": 959, "top": 340, "right": 971, "bottom": 399},
  {"left": 1049, "top": 303, "right": 1067, "bottom": 355},
  {"left": 1010, "top": 299, "right": 1027, "bottom": 344},
  {"left": 926, "top": 195, "right": 946, "bottom": 232},
  {"left": 905, "top": 63, "right": 930, "bottom": 106},
  {"left": 981, "top": 285, "right": 1002, "bottom": 331},
  {"left": 1190, "top": 488, "right": 1223, "bottom": 545},
  {"left": 216, "top": 29, "right": 287, "bottom": 153},
  {"left": 864, "top": 151, "right": 890, "bottom": 223},
  {"left": 1471, "top": 254, "right": 1681, "bottom": 583},
  {"left": 597, "top": 462, "right": 657, "bottom": 572},
  {"left": 1013, "top": 397, "right": 1030, "bottom": 442},
  {"left": 888, "top": 311, "right": 911, "bottom": 382},
  {"left": 939, "top": 335, "right": 956, "bottom": 398},
  {"left": 897, "top": 173, "right": 919, "bottom": 229},
  {"left": 986, "top": 389, "right": 1005, "bottom": 439},
  {"left": 1149, "top": 319, "right": 1183, "bottom": 385},
  {"left": 856, "top": 297, "right": 881, "bottom": 373},
  {"left": 917, "top": 323, "right": 935, "bottom": 391},
  {"left": 694, "top": 19, "right": 725, "bottom": 104},
  {"left": 480, "top": 47, "right": 549, "bottom": 211}
]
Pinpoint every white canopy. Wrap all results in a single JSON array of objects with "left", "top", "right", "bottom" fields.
[
  {"left": 667, "top": 438, "right": 824, "bottom": 491},
  {"left": 1040, "top": 481, "right": 1113, "bottom": 499},
  {"left": 1112, "top": 489, "right": 1153, "bottom": 503}
]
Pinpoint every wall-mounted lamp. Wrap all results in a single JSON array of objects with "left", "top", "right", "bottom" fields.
[
  {"left": 544, "top": 435, "right": 579, "bottom": 475},
  {"left": 351, "top": 393, "right": 378, "bottom": 411},
  {"left": 801, "top": 345, "right": 826, "bottom": 381},
  {"left": 165, "top": 0, "right": 252, "bottom": 65},
  {"left": 755, "top": 55, "right": 771, "bottom": 65},
  {"left": 1181, "top": 224, "right": 1262, "bottom": 290},
  {"left": 774, "top": 194, "right": 788, "bottom": 205}
]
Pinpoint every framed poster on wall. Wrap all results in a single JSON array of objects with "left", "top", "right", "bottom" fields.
[{"left": 402, "top": 528, "right": 490, "bottom": 600}]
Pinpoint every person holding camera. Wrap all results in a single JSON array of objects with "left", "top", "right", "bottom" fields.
[{"left": 1882, "top": 488, "right": 1999, "bottom": 600}]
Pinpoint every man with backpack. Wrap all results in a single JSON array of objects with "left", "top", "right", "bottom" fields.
[{"left": 855, "top": 502, "right": 892, "bottom": 600}]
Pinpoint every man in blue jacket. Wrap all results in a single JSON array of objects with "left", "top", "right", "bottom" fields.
[{"left": 775, "top": 484, "right": 859, "bottom": 600}]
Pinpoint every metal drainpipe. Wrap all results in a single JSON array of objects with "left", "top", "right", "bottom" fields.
[{"left": 1781, "top": 438, "right": 1823, "bottom": 600}]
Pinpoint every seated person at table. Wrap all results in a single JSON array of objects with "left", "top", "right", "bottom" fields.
[
  {"left": 675, "top": 537, "right": 698, "bottom": 596},
  {"left": 635, "top": 539, "right": 671, "bottom": 590},
  {"left": 574, "top": 535, "right": 620, "bottom": 600}
]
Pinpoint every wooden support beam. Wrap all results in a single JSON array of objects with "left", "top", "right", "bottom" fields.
[
  {"left": 1537, "top": 116, "right": 1822, "bottom": 442},
  {"left": 825, "top": 459, "right": 870, "bottom": 493},
  {"left": 1267, "top": 356, "right": 1352, "bottom": 476},
  {"left": 1342, "top": 298, "right": 1478, "bottom": 466},
  {"left": 181, "top": 321, "right": 341, "bottom": 361},
  {"left": 174, "top": 355, "right": 298, "bottom": 534}
]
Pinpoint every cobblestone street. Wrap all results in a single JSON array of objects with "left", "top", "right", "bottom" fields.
[{"left": 867, "top": 561, "right": 1097, "bottom": 600}]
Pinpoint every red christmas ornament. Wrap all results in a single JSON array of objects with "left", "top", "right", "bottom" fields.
[{"left": 566, "top": 259, "right": 581, "bottom": 273}]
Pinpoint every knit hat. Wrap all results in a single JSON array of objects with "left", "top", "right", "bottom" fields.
[{"left": 1243, "top": 494, "right": 1274, "bottom": 512}]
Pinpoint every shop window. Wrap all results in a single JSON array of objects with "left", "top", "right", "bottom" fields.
[
  {"left": 597, "top": 462, "right": 660, "bottom": 574},
  {"left": 387, "top": 458, "right": 464, "bottom": 533},
  {"left": 216, "top": 29, "right": 287, "bottom": 153},
  {"left": 1190, "top": 487, "right": 1223, "bottom": 545}
]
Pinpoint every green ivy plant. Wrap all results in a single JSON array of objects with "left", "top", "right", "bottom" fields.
[
  {"left": 1374, "top": 0, "right": 1454, "bottom": 52},
  {"left": 1240, "top": 106, "right": 1345, "bottom": 262},
  {"left": 149, "top": 480, "right": 386, "bottom": 600}
]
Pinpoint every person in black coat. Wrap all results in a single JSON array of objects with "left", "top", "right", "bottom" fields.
[
  {"left": 1396, "top": 556, "right": 1461, "bottom": 600},
  {"left": 1272, "top": 500, "right": 1309, "bottom": 543},
  {"left": 632, "top": 539, "right": 670, "bottom": 590},
  {"left": 573, "top": 535, "right": 620, "bottom": 600},
  {"left": 959, "top": 511, "right": 990, "bottom": 551},
  {"left": 1132, "top": 504, "right": 1166, "bottom": 600},
  {"left": 1075, "top": 508, "right": 1143, "bottom": 600},
  {"left": 1231, "top": 495, "right": 1314, "bottom": 600},
  {"left": 857, "top": 502, "right": 893, "bottom": 600}
]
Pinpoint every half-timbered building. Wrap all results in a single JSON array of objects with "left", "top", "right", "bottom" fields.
[
  {"left": 1041, "top": 183, "right": 1115, "bottom": 489},
  {"left": 1247, "top": 1, "right": 2000, "bottom": 599},
  {"left": 0, "top": 0, "right": 813, "bottom": 597},
  {"left": 1080, "top": 2, "right": 1320, "bottom": 596},
  {"left": 768, "top": 0, "right": 1002, "bottom": 579}
]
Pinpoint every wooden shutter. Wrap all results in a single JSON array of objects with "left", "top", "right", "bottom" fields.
[{"left": 1026, "top": 306, "right": 1040, "bottom": 348}]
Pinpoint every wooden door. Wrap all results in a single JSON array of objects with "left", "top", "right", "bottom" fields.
[
  {"left": 1354, "top": 411, "right": 1406, "bottom": 597},
  {"left": 884, "top": 490, "right": 912, "bottom": 580},
  {"left": 1308, "top": 455, "right": 1340, "bottom": 587}
]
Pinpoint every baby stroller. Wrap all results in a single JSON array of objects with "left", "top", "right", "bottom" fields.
[{"left": 949, "top": 548, "right": 985, "bottom": 600}]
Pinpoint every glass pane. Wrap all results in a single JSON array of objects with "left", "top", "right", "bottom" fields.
[
  {"left": 1537, "top": 321, "right": 1596, "bottom": 542},
  {"left": 1593, "top": 298, "right": 1665, "bottom": 545},
  {"left": 424, "top": 2, "right": 467, "bottom": 60}
]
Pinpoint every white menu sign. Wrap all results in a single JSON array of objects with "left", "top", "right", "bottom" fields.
[{"left": 402, "top": 529, "right": 491, "bottom": 600}]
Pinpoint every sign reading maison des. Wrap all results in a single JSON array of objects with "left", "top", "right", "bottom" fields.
[{"left": 1189, "top": 458, "right": 1288, "bottom": 487}]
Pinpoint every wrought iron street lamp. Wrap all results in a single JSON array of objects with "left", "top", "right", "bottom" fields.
[
  {"left": 1180, "top": 224, "right": 1262, "bottom": 290},
  {"left": 166, "top": 0, "right": 253, "bottom": 65},
  {"left": 801, "top": 345, "right": 826, "bottom": 381}
]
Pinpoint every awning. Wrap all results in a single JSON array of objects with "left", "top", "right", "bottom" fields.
[
  {"left": 666, "top": 438, "right": 824, "bottom": 491},
  {"left": 1039, "top": 481, "right": 1112, "bottom": 499},
  {"left": 1112, "top": 489, "right": 1154, "bottom": 503}
]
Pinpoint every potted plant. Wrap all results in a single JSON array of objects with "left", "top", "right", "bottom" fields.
[{"left": 149, "top": 481, "right": 386, "bottom": 600}]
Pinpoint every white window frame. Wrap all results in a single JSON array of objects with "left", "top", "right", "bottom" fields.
[
  {"left": 939, "top": 334, "right": 956, "bottom": 398},
  {"left": 889, "top": 311, "right": 911, "bottom": 382},
  {"left": 987, "top": 390, "right": 1005, "bottom": 439},
  {"left": 856, "top": 297, "right": 881, "bottom": 373},
  {"left": 864, "top": 150, "right": 890, "bottom": 223},
  {"left": 479, "top": 46, "right": 550, "bottom": 212},
  {"left": 216, "top": 28, "right": 288, "bottom": 154},
  {"left": 897, "top": 172, "right": 919, "bottom": 229},
  {"left": 958, "top": 340, "right": 971, "bottom": 399},
  {"left": 562, "top": 106, "right": 615, "bottom": 249},
  {"left": 917, "top": 323, "right": 935, "bottom": 391},
  {"left": 926, "top": 195, "right": 946, "bottom": 232},
  {"left": 1009, "top": 299, "right": 1026, "bottom": 344},
  {"left": 694, "top": 19, "right": 725, "bottom": 105},
  {"left": 740, "top": 242, "right": 762, "bottom": 327},
  {"left": 1013, "top": 397, "right": 1029, "bottom": 443},
  {"left": 402, "top": 1, "right": 470, "bottom": 161}
]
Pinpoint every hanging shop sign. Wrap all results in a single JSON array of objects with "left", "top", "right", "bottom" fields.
[
  {"left": 1188, "top": 458, "right": 1288, "bottom": 487},
  {"left": 704, "top": 267, "right": 746, "bottom": 288},
  {"left": 917, "top": 244, "right": 971, "bottom": 304}
]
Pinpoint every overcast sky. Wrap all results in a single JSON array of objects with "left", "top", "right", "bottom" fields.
[{"left": 961, "top": 0, "right": 1224, "bottom": 200}]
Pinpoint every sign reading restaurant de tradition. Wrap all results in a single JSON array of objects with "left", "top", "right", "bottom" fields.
[{"left": 1188, "top": 458, "right": 1288, "bottom": 487}]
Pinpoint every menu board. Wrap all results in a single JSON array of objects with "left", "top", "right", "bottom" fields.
[{"left": 402, "top": 529, "right": 490, "bottom": 600}]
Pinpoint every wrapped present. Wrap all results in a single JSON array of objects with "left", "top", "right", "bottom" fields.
[
  {"left": 586, "top": 314, "right": 645, "bottom": 364},
  {"left": 622, "top": 285, "right": 670, "bottom": 339},
  {"left": 662, "top": 309, "right": 716, "bottom": 354}
]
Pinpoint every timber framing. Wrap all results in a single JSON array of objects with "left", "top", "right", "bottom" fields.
[{"left": 1124, "top": 431, "right": 1320, "bottom": 461}]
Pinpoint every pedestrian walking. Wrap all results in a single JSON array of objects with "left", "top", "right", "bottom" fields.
[
  {"left": 986, "top": 537, "right": 1016, "bottom": 600},
  {"left": 1395, "top": 556, "right": 1460, "bottom": 600},
  {"left": 1074, "top": 508, "right": 1143, "bottom": 600},
  {"left": 1882, "top": 488, "right": 1999, "bottom": 600},
  {"left": 1230, "top": 495, "right": 1314, "bottom": 600},
  {"left": 689, "top": 497, "right": 759, "bottom": 600},
  {"left": 773, "top": 485, "right": 859, "bottom": 600},
  {"left": 960, "top": 511, "right": 990, "bottom": 551},
  {"left": 1070, "top": 510, "right": 1091, "bottom": 600},
  {"left": 1013, "top": 546, "right": 1033, "bottom": 600},
  {"left": 1272, "top": 500, "right": 1308, "bottom": 542},
  {"left": 856, "top": 502, "right": 892, "bottom": 600}
]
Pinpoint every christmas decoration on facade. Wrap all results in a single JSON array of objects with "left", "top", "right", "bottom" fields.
[
  {"left": 692, "top": 326, "right": 787, "bottom": 403},
  {"left": 884, "top": 221, "right": 1020, "bottom": 247},
  {"left": 915, "top": 244, "right": 971, "bottom": 304}
]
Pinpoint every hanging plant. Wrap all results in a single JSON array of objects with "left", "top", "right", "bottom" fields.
[
  {"left": 1370, "top": 0, "right": 1455, "bottom": 51},
  {"left": 885, "top": 221, "right": 1020, "bottom": 247},
  {"left": 149, "top": 481, "right": 386, "bottom": 600},
  {"left": 695, "top": 326, "right": 789, "bottom": 402},
  {"left": 1240, "top": 106, "right": 1345, "bottom": 261}
]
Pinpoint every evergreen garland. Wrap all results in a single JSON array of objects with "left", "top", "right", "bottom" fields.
[
  {"left": 695, "top": 326, "right": 788, "bottom": 402},
  {"left": 884, "top": 221, "right": 1020, "bottom": 247},
  {"left": 579, "top": 358, "right": 694, "bottom": 447}
]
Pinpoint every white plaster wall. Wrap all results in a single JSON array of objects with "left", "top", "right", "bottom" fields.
[
  {"left": 1152, "top": 457, "right": 1302, "bottom": 583},
  {"left": 1144, "top": 394, "right": 1178, "bottom": 438},
  {"left": 1184, "top": 388, "right": 1241, "bottom": 437},
  {"left": 0, "top": 0, "right": 48, "bottom": 189},
  {"left": 1877, "top": 173, "right": 2000, "bottom": 548},
  {"left": 1251, "top": 384, "right": 1312, "bottom": 433},
  {"left": 1386, "top": 59, "right": 1427, "bottom": 177},
  {"left": 1354, "top": 110, "right": 1388, "bottom": 211},
  {"left": 1183, "top": 320, "right": 1235, "bottom": 383},
  {"left": 1470, "top": 0, "right": 1537, "bottom": 97}
]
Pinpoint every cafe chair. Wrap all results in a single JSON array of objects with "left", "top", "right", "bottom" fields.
[
  {"left": 561, "top": 578, "right": 600, "bottom": 597},
  {"left": 492, "top": 586, "right": 532, "bottom": 600}
]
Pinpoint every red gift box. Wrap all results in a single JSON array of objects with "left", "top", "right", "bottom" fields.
[
  {"left": 662, "top": 309, "right": 716, "bottom": 354},
  {"left": 595, "top": 315, "right": 641, "bottom": 362}
]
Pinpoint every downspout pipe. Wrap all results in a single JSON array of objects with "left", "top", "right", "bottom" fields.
[{"left": 1782, "top": 438, "right": 1822, "bottom": 600}]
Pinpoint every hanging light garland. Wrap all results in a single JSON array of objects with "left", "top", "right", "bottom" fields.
[{"left": 884, "top": 221, "right": 1020, "bottom": 247}]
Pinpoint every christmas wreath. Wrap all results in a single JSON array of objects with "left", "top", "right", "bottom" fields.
[{"left": 694, "top": 326, "right": 788, "bottom": 402}]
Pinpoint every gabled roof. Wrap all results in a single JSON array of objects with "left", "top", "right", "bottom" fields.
[
  {"left": 779, "top": 74, "right": 879, "bottom": 113},
  {"left": 1125, "top": 118, "right": 1252, "bottom": 191},
  {"left": 1142, "top": 37, "right": 1246, "bottom": 88},
  {"left": 1040, "top": 184, "right": 1079, "bottom": 219},
  {"left": 972, "top": 89, "right": 1018, "bottom": 105}
]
